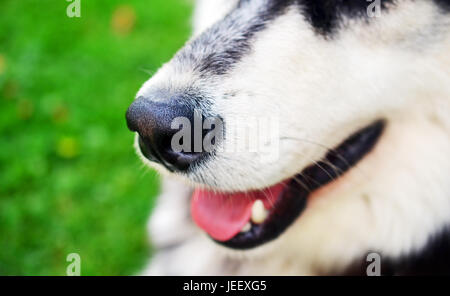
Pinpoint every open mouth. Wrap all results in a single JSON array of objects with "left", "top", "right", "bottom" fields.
[{"left": 191, "top": 120, "right": 385, "bottom": 249}]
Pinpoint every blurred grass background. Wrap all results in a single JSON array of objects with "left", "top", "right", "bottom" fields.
[{"left": 0, "top": 0, "right": 192, "bottom": 275}]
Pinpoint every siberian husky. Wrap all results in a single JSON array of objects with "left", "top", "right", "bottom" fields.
[{"left": 126, "top": 0, "right": 450, "bottom": 275}]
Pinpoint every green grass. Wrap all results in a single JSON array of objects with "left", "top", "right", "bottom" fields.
[{"left": 0, "top": 0, "right": 192, "bottom": 275}]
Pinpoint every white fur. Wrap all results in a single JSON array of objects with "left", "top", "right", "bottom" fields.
[{"left": 138, "top": 0, "right": 450, "bottom": 275}]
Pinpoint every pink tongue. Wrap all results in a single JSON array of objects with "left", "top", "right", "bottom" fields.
[{"left": 191, "top": 183, "right": 285, "bottom": 242}]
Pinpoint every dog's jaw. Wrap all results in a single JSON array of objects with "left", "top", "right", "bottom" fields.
[{"left": 143, "top": 113, "right": 450, "bottom": 276}]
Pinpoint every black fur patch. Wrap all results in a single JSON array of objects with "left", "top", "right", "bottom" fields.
[
  {"left": 299, "top": 0, "right": 394, "bottom": 35},
  {"left": 434, "top": 0, "right": 450, "bottom": 11},
  {"left": 176, "top": 0, "right": 292, "bottom": 76},
  {"left": 341, "top": 228, "right": 450, "bottom": 276}
]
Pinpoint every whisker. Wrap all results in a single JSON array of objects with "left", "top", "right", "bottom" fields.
[
  {"left": 291, "top": 175, "right": 312, "bottom": 193},
  {"left": 280, "top": 136, "right": 369, "bottom": 180},
  {"left": 138, "top": 67, "right": 156, "bottom": 76}
]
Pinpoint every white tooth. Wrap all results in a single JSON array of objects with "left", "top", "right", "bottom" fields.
[
  {"left": 251, "top": 200, "right": 268, "bottom": 224},
  {"left": 240, "top": 223, "right": 251, "bottom": 233}
]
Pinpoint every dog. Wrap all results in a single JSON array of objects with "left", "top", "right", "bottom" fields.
[{"left": 126, "top": 0, "right": 450, "bottom": 275}]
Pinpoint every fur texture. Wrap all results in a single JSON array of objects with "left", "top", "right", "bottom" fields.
[{"left": 135, "top": 0, "right": 450, "bottom": 275}]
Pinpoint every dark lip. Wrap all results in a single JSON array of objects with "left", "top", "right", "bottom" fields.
[{"left": 217, "top": 120, "right": 386, "bottom": 250}]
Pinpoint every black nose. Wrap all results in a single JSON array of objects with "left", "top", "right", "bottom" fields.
[{"left": 126, "top": 97, "right": 207, "bottom": 171}]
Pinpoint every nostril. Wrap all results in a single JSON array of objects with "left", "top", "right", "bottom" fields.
[
  {"left": 138, "top": 133, "right": 205, "bottom": 171},
  {"left": 138, "top": 136, "right": 158, "bottom": 163},
  {"left": 160, "top": 149, "right": 205, "bottom": 171},
  {"left": 148, "top": 130, "right": 206, "bottom": 171}
]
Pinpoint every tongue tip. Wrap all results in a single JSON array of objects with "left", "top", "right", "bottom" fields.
[
  {"left": 191, "top": 189, "right": 253, "bottom": 242},
  {"left": 190, "top": 183, "right": 285, "bottom": 242}
]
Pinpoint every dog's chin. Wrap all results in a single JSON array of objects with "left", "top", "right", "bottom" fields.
[{"left": 189, "top": 120, "right": 386, "bottom": 250}]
